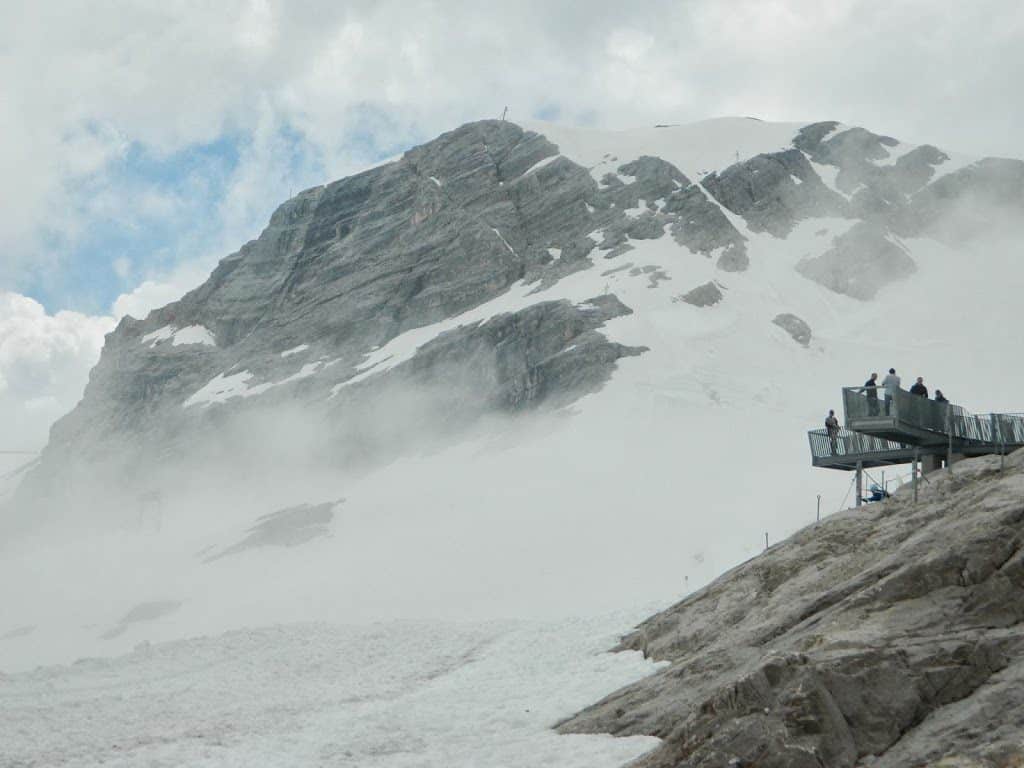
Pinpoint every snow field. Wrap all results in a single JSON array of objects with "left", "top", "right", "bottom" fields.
[
  {"left": 0, "top": 612, "right": 663, "bottom": 768},
  {"left": 142, "top": 325, "right": 217, "bottom": 348}
]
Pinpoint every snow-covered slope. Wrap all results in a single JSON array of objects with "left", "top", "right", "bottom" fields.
[
  {"left": 1, "top": 115, "right": 1022, "bottom": 765},
  {"left": 2, "top": 611, "right": 663, "bottom": 767}
]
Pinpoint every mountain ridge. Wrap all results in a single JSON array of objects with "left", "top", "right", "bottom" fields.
[{"left": 13, "top": 115, "right": 1023, "bottom": 524}]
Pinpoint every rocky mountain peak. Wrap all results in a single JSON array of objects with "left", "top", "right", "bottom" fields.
[{"left": 9, "top": 115, "right": 1024, "bottom": 528}]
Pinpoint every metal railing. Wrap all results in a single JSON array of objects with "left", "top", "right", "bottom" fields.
[
  {"left": 842, "top": 386, "right": 1024, "bottom": 450},
  {"left": 808, "top": 427, "right": 911, "bottom": 461}
]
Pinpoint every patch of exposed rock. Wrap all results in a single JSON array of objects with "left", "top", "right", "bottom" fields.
[
  {"left": 674, "top": 282, "right": 724, "bottom": 308},
  {"left": 559, "top": 450, "right": 1024, "bottom": 767},
  {"left": 589, "top": 155, "right": 749, "bottom": 268},
  {"left": 204, "top": 501, "right": 339, "bottom": 562},
  {"left": 796, "top": 222, "right": 916, "bottom": 300},
  {"left": 101, "top": 601, "right": 182, "bottom": 641},
  {"left": 772, "top": 313, "right": 812, "bottom": 346},
  {"left": 702, "top": 148, "right": 848, "bottom": 237},
  {"left": 898, "top": 157, "right": 1024, "bottom": 241}
]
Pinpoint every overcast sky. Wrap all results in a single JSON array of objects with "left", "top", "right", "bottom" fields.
[{"left": 1, "top": 0, "right": 1022, "bottom": 451}]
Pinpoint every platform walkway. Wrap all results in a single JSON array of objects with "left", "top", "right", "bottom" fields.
[
  {"left": 808, "top": 428, "right": 917, "bottom": 471},
  {"left": 808, "top": 386, "right": 1024, "bottom": 472}
]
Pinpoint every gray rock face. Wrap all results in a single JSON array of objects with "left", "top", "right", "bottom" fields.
[
  {"left": 772, "top": 313, "right": 812, "bottom": 346},
  {"left": 663, "top": 185, "right": 748, "bottom": 269},
  {"left": 330, "top": 293, "right": 645, "bottom": 425},
  {"left": 675, "top": 282, "right": 724, "bottom": 308},
  {"left": 101, "top": 601, "right": 182, "bottom": 640},
  {"left": 559, "top": 450, "right": 1024, "bottom": 767},
  {"left": 899, "top": 157, "right": 1024, "bottom": 241},
  {"left": 11, "top": 116, "right": 1024, "bottom": 523},
  {"left": 589, "top": 155, "right": 748, "bottom": 269},
  {"left": 205, "top": 501, "right": 338, "bottom": 562},
  {"left": 796, "top": 222, "right": 916, "bottom": 300},
  {"left": 702, "top": 149, "right": 847, "bottom": 237},
  {"left": 16, "top": 121, "right": 657, "bottom": 516}
]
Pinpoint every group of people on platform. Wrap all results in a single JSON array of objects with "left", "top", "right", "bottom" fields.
[
  {"left": 823, "top": 368, "right": 952, "bottom": 454},
  {"left": 860, "top": 369, "right": 948, "bottom": 415}
]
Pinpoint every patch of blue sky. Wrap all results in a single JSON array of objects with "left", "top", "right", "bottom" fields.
[
  {"left": 532, "top": 104, "right": 562, "bottom": 122},
  {"left": 22, "top": 134, "right": 244, "bottom": 314},
  {"left": 24, "top": 111, "right": 425, "bottom": 315},
  {"left": 329, "top": 103, "right": 427, "bottom": 171}
]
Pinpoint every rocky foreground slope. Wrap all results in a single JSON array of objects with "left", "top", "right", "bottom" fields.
[{"left": 561, "top": 450, "right": 1024, "bottom": 767}]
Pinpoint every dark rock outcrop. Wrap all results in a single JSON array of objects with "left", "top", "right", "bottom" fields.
[
  {"left": 559, "top": 451, "right": 1024, "bottom": 767},
  {"left": 204, "top": 501, "right": 339, "bottom": 562},
  {"left": 900, "top": 157, "right": 1024, "bottom": 241},
  {"left": 796, "top": 222, "right": 916, "bottom": 300},
  {"left": 702, "top": 149, "right": 847, "bottom": 237},
  {"left": 675, "top": 282, "right": 724, "bottom": 308},
  {"left": 772, "top": 313, "right": 812, "bottom": 346}
]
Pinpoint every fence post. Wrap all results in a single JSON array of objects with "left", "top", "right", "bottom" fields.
[
  {"left": 946, "top": 407, "right": 953, "bottom": 471},
  {"left": 816, "top": 494, "right": 821, "bottom": 522},
  {"left": 913, "top": 448, "right": 919, "bottom": 504},
  {"left": 855, "top": 461, "right": 863, "bottom": 508}
]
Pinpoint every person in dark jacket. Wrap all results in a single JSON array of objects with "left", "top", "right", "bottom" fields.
[
  {"left": 864, "top": 372, "right": 879, "bottom": 415},
  {"left": 910, "top": 377, "right": 928, "bottom": 398},
  {"left": 932, "top": 389, "right": 950, "bottom": 431},
  {"left": 825, "top": 409, "right": 841, "bottom": 454}
]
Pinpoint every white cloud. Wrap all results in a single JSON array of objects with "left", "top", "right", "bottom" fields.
[
  {"left": 5, "top": 0, "right": 1022, "bottom": 294},
  {"left": 0, "top": 293, "right": 115, "bottom": 451},
  {"left": 112, "top": 257, "right": 132, "bottom": 280},
  {"left": 112, "top": 269, "right": 205, "bottom": 321}
]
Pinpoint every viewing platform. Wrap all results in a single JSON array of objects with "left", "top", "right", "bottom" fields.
[
  {"left": 808, "top": 386, "right": 1024, "bottom": 475},
  {"left": 808, "top": 428, "right": 917, "bottom": 471},
  {"left": 842, "top": 387, "right": 1024, "bottom": 451}
]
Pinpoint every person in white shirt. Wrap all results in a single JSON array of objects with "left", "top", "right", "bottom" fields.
[{"left": 881, "top": 368, "right": 901, "bottom": 415}]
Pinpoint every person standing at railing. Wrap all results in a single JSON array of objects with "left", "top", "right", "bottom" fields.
[
  {"left": 882, "top": 368, "right": 901, "bottom": 415},
  {"left": 933, "top": 389, "right": 950, "bottom": 432},
  {"left": 825, "top": 410, "right": 841, "bottom": 454},
  {"left": 864, "top": 372, "right": 879, "bottom": 415},
  {"left": 910, "top": 377, "right": 928, "bottom": 397}
]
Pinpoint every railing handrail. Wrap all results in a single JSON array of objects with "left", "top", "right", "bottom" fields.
[
  {"left": 840, "top": 386, "right": 1024, "bottom": 448},
  {"left": 807, "top": 427, "right": 913, "bottom": 461}
]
